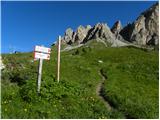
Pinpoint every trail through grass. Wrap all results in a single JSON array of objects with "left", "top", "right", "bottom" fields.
[
  {"left": 1, "top": 41, "right": 159, "bottom": 118},
  {"left": 96, "top": 70, "right": 112, "bottom": 111}
]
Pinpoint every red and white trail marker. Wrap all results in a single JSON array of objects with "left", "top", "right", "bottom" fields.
[
  {"left": 34, "top": 45, "right": 51, "bottom": 94},
  {"left": 35, "top": 45, "right": 51, "bottom": 54},
  {"left": 34, "top": 52, "right": 50, "bottom": 60}
]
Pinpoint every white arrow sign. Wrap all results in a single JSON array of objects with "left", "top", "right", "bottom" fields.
[
  {"left": 34, "top": 45, "right": 51, "bottom": 94},
  {"left": 34, "top": 52, "right": 50, "bottom": 60},
  {"left": 35, "top": 45, "right": 51, "bottom": 54}
]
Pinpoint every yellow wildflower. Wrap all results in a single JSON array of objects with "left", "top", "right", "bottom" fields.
[{"left": 24, "top": 108, "right": 27, "bottom": 112}]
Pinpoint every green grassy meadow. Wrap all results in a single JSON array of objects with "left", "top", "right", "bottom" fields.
[{"left": 1, "top": 41, "right": 159, "bottom": 118}]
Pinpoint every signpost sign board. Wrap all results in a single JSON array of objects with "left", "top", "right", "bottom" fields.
[
  {"left": 35, "top": 45, "right": 51, "bottom": 54},
  {"left": 34, "top": 45, "right": 51, "bottom": 94},
  {"left": 34, "top": 52, "right": 50, "bottom": 60}
]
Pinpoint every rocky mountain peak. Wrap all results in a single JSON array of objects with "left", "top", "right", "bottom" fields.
[
  {"left": 60, "top": 2, "right": 159, "bottom": 48},
  {"left": 111, "top": 20, "right": 122, "bottom": 34},
  {"left": 61, "top": 28, "right": 74, "bottom": 44},
  {"left": 73, "top": 25, "right": 91, "bottom": 43},
  {"left": 86, "top": 25, "right": 92, "bottom": 30},
  {"left": 120, "top": 2, "right": 159, "bottom": 46},
  {"left": 85, "top": 23, "right": 114, "bottom": 40}
]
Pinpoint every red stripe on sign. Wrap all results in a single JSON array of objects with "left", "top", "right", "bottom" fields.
[
  {"left": 33, "top": 52, "right": 38, "bottom": 61},
  {"left": 47, "top": 54, "right": 50, "bottom": 60},
  {"left": 48, "top": 48, "right": 51, "bottom": 53}
]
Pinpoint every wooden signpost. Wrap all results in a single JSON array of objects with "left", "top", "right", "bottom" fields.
[
  {"left": 37, "top": 58, "right": 43, "bottom": 93},
  {"left": 33, "top": 36, "right": 61, "bottom": 94},
  {"left": 34, "top": 45, "right": 51, "bottom": 94},
  {"left": 57, "top": 36, "right": 61, "bottom": 83}
]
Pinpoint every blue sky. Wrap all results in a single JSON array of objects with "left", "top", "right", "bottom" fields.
[{"left": 1, "top": 1, "right": 157, "bottom": 53}]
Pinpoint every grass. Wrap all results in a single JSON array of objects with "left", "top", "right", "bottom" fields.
[
  {"left": 1, "top": 41, "right": 159, "bottom": 118},
  {"left": 98, "top": 47, "right": 159, "bottom": 118}
]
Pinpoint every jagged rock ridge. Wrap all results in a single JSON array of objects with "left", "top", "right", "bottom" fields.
[
  {"left": 120, "top": 2, "right": 159, "bottom": 46},
  {"left": 61, "top": 23, "right": 128, "bottom": 47},
  {"left": 60, "top": 2, "right": 159, "bottom": 48}
]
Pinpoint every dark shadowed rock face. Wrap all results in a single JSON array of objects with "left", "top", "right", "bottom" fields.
[{"left": 120, "top": 23, "right": 133, "bottom": 42}]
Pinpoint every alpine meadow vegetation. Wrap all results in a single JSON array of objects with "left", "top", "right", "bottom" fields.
[{"left": 1, "top": 41, "right": 159, "bottom": 119}]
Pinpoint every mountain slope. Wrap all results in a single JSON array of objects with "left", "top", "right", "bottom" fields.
[
  {"left": 1, "top": 42, "right": 159, "bottom": 119},
  {"left": 1, "top": 2, "right": 159, "bottom": 119}
]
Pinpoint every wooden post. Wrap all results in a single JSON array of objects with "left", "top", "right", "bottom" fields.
[
  {"left": 57, "top": 36, "right": 61, "bottom": 82},
  {"left": 37, "top": 58, "right": 43, "bottom": 93}
]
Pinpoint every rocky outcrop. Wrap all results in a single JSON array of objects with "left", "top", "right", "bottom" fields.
[
  {"left": 84, "top": 23, "right": 127, "bottom": 46},
  {"left": 111, "top": 20, "right": 127, "bottom": 43},
  {"left": 111, "top": 20, "right": 122, "bottom": 35},
  {"left": 60, "top": 2, "right": 158, "bottom": 48},
  {"left": 61, "top": 28, "right": 74, "bottom": 44},
  {"left": 61, "top": 25, "right": 92, "bottom": 45},
  {"left": 61, "top": 23, "right": 127, "bottom": 47},
  {"left": 120, "top": 2, "right": 159, "bottom": 46},
  {"left": 84, "top": 23, "right": 115, "bottom": 43},
  {"left": 73, "top": 25, "right": 91, "bottom": 44}
]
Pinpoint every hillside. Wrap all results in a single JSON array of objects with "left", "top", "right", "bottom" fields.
[
  {"left": 1, "top": 41, "right": 159, "bottom": 118},
  {"left": 1, "top": 2, "right": 159, "bottom": 119}
]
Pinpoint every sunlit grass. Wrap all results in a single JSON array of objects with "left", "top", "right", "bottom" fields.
[{"left": 1, "top": 41, "right": 159, "bottom": 118}]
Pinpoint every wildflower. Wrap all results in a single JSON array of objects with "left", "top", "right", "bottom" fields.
[
  {"left": 98, "top": 60, "right": 103, "bottom": 63},
  {"left": 101, "top": 116, "right": 106, "bottom": 119},
  {"left": 24, "top": 108, "right": 27, "bottom": 112}
]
